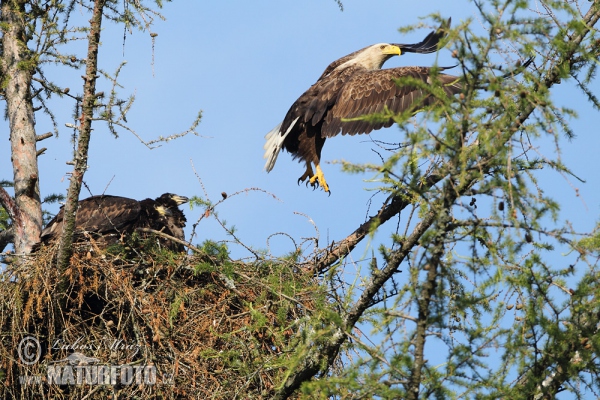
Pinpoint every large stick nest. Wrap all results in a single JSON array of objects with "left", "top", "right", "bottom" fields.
[{"left": 0, "top": 239, "right": 320, "bottom": 399}]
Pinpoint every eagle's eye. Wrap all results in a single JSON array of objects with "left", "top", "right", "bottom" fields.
[{"left": 380, "top": 45, "right": 386, "bottom": 50}]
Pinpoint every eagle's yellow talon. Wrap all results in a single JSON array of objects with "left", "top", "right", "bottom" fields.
[{"left": 310, "top": 165, "right": 330, "bottom": 193}]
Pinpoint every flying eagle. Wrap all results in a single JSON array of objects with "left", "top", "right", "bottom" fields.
[
  {"left": 39, "top": 193, "right": 189, "bottom": 252},
  {"left": 263, "top": 19, "right": 462, "bottom": 193}
]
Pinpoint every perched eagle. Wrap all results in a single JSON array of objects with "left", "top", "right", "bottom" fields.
[
  {"left": 39, "top": 193, "right": 189, "bottom": 252},
  {"left": 263, "top": 19, "right": 462, "bottom": 193}
]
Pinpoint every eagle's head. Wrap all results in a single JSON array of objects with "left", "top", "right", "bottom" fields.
[
  {"left": 156, "top": 193, "right": 189, "bottom": 206},
  {"left": 352, "top": 43, "right": 401, "bottom": 70}
]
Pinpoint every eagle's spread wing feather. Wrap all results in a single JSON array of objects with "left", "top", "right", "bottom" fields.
[
  {"left": 290, "top": 66, "right": 361, "bottom": 129},
  {"left": 393, "top": 18, "right": 451, "bottom": 54},
  {"left": 322, "top": 67, "right": 460, "bottom": 137}
]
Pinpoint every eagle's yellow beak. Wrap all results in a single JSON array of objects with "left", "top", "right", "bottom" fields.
[
  {"left": 382, "top": 45, "right": 401, "bottom": 56},
  {"left": 171, "top": 195, "right": 189, "bottom": 205}
]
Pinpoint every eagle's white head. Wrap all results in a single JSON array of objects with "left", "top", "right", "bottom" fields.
[{"left": 342, "top": 43, "right": 401, "bottom": 71}]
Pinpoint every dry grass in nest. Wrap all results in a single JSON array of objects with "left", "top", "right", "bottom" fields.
[{"left": 0, "top": 239, "right": 320, "bottom": 399}]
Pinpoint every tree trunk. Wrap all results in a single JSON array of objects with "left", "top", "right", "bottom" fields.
[
  {"left": 1, "top": 0, "right": 42, "bottom": 254},
  {"left": 55, "top": 0, "right": 107, "bottom": 270}
]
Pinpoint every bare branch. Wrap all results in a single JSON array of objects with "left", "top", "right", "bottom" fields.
[{"left": 35, "top": 132, "right": 53, "bottom": 142}]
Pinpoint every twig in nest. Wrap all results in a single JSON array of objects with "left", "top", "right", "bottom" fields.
[{"left": 135, "top": 228, "right": 196, "bottom": 252}]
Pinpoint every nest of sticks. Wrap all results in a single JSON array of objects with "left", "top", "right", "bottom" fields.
[{"left": 0, "top": 238, "right": 321, "bottom": 399}]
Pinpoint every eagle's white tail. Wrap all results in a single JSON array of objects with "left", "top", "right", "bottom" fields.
[{"left": 263, "top": 117, "right": 298, "bottom": 172}]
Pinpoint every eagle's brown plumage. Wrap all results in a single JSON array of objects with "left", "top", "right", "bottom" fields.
[
  {"left": 263, "top": 19, "right": 461, "bottom": 193},
  {"left": 39, "top": 193, "right": 189, "bottom": 252}
]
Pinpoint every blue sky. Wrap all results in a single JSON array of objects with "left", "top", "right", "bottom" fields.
[{"left": 2, "top": 0, "right": 599, "bottom": 260}]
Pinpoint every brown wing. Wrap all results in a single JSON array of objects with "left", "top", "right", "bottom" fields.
[
  {"left": 321, "top": 66, "right": 461, "bottom": 137},
  {"left": 75, "top": 196, "right": 141, "bottom": 233},
  {"left": 281, "top": 64, "right": 366, "bottom": 134},
  {"left": 40, "top": 195, "right": 141, "bottom": 242}
]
